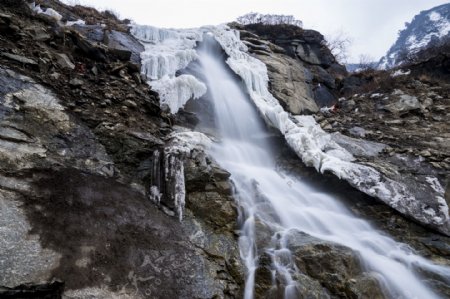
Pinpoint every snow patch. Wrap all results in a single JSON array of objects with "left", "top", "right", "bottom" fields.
[
  {"left": 370, "top": 93, "right": 383, "bottom": 98},
  {"left": 29, "top": 2, "right": 63, "bottom": 22},
  {"left": 65, "top": 19, "right": 86, "bottom": 27},
  {"left": 391, "top": 69, "right": 411, "bottom": 77},
  {"left": 426, "top": 176, "right": 445, "bottom": 194},
  {"left": 429, "top": 11, "right": 442, "bottom": 22}
]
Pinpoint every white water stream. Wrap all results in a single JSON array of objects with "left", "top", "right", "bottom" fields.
[{"left": 190, "top": 35, "right": 450, "bottom": 299}]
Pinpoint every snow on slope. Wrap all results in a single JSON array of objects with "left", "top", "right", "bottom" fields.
[
  {"left": 131, "top": 24, "right": 449, "bottom": 235},
  {"left": 379, "top": 3, "right": 450, "bottom": 69}
]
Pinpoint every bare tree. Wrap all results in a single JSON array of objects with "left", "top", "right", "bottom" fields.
[
  {"left": 325, "top": 31, "right": 352, "bottom": 64},
  {"left": 237, "top": 13, "right": 303, "bottom": 28},
  {"left": 358, "top": 54, "right": 377, "bottom": 71}
]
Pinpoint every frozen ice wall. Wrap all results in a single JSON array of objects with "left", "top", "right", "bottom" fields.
[{"left": 131, "top": 25, "right": 207, "bottom": 113}]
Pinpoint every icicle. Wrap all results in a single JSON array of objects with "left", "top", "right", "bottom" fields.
[
  {"left": 149, "top": 185, "right": 162, "bottom": 204},
  {"left": 150, "top": 75, "right": 206, "bottom": 113}
]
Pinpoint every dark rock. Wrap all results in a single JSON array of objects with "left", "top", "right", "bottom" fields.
[
  {"left": 104, "top": 30, "right": 144, "bottom": 64},
  {"left": 67, "top": 30, "right": 107, "bottom": 62},
  {"left": 313, "top": 84, "right": 337, "bottom": 107},
  {"left": 312, "top": 64, "right": 336, "bottom": 88},
  {"left": 235, "top": 23, "right": 343, "bottom": 111},
  {"left": 127, "top": 131, "right": 164, "bottom": 145},
  {"left": 1, "top": 52, "right": 37, "bottom": 65},
  {"left": 0, "top": 281, "right": 64, "bottom": 299},
  {"left": 71, "top": 24, "right": 105, "bottom": 42}
]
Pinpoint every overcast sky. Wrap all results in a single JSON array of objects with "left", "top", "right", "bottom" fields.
[{"left": 63, "top": 0, "right": 449, "bottom": 62}]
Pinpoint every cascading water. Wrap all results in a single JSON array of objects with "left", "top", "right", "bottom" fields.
[{"left": 190, "top": 34, "right": 450, "bottom": 299}]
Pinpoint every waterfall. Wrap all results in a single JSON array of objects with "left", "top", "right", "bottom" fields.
[{"left": 189, "top": 34, "right": 450, "bottom": 299}]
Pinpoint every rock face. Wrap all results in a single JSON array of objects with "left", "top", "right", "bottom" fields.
[
  {"left": 0, "top": 1, "right": 243, "bottom": 298},
  {"left": 239, "top": 33, "right": 318, "bottom": 114},
  {"left": 233, "top": 23, "right": 347, "bottom": 112}
]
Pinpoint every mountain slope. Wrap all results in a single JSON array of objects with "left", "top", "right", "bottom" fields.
[{"left": 379, "top": 3, "right": 450, "bottom": 69}]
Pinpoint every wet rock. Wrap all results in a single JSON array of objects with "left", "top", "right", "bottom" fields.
[
  {"left": 70, "top": 24, "right": 105, "bottom": 42},
  {"left": 187, "top": 191, "right": 237, "bottom": 229},
  {"left": 286, "top": 231, "right": 385, "bottom": 298},
  {"left": 127, "top": 131, "right": 164, "bottom": 145},
  {"left": 66, "top": 30, "right": 107, "bottom": 62}
]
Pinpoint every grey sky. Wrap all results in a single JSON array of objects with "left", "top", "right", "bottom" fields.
[{"left": 63, "top": 0, "right": 449, "bottom": 62}]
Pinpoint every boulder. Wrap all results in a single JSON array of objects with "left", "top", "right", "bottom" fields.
[{"left": 383, "top": 90, "right": 421, "bottom": 114}]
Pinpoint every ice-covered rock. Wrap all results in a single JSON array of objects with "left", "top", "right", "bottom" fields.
[
  {"left": 148, "top": 130, "right": 213, "bottom": 221},
  {"left": 131, "top": 25, "right": 206, "bottom": 113}
]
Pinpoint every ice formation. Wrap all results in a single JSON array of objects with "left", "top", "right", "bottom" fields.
[
  {"left": 147, "top": 130, "right": 212, "bottom": 221},
  {"left": 151, "top": 75, "right": 206, "bottom": 114},
  {"left": 132, "top": 23, "right": 448, "bottom": 233},
  {"left": 29, "top": 2, "right": 63, "bottom": 22},
  {"left": 131, "top": 25, "right": 207, "bottom": 113},
  {"left": 207, "top": 25, "right": 450, "bottom": 233}
]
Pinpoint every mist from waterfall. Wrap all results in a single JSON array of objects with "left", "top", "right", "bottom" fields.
[{"left": 188, "top": 34, "right": 450, "bottom": 299}]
